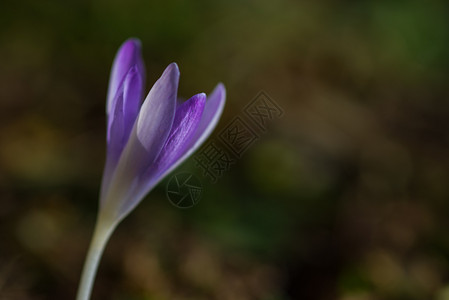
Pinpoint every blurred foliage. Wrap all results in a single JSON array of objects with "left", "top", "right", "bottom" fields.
[{"left": 1, "top": 0, "right": 449, "bottom": 299}]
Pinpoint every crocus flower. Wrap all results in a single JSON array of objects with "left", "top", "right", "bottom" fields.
[{"left": 76, "top": 38, "right": 226, "bottom": 300}]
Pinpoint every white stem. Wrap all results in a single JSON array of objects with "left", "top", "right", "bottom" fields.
[{"left": 76, "top": 215, "right": 117, "bottom": 300}]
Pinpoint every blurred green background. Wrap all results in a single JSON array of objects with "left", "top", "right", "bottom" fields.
[{"left": 1, "top": 0, "right": 449, "bottom": 299}]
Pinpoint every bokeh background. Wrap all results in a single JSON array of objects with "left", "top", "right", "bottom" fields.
[{"left": 1, "top": 0, "right": 449, "bottom": 299}]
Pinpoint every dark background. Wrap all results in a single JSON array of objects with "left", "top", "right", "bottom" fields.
[{"left": 1, "top": 0, "right": 449, "bottom": 299}]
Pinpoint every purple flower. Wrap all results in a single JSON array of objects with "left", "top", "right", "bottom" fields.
[
  {"left": 99, "top": 38, "right": 226, "bottom": 222},
  {"left": 76, "top": 38, "right": 225, "bottom": 300}
]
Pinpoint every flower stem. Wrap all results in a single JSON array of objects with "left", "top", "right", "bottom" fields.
[{"left": 76, "top": 216, "right": 116, "bottom": 300}]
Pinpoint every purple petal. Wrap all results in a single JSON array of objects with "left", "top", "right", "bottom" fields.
[
  {"left": 130, "top": 93, "right": 206, "bottom": 203},
  {"left": 101, "top": 63, "right": 179, "bottom": 217},
  {"left": 101, "top": 87, "right": 125, "bottom": 202},
  {"left": 101, "top": 67, "right": 143, "bottom": 201},
  {"left": 107, "top": 67, "right": 143, "bottom": 145},
  {"left": 150, "top": 83, "right": 225, "bottom": 184},
  {"left": 145, "top": 83, "right": 225, "bottom": 186},
  {"left": 152, "top": 92, "right": 206, "bottom": 176},
  {"left": 107, "top": 83, "right": 125, "bottom": 147},
  {"left": 136, "top": 63, "right": 179, "bottom": 153},
  {"left": 122, "top": 66, "right": 143, "bottom": 140},
  {"left": 190, "top": 83, "right": 226, "bottom": 149},
  {"left": 100, "top": 132, "right": 149, "bottom": 213},
  {"left": 107, "top": 38, "right": 145, "bottom": 116}
]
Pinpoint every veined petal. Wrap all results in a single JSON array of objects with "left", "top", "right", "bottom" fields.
[
  {"left": 100, "top": 128, "right": 150, "bottom": 216},
  {"left": 151, "top": 83, "right": 225, "bottom": 186},
  {"left": 140, "top": 84, "right": 225, "bottom": 194},
  {"left": 107, "top": 38, "right": 145, "bottom": 116},
  {"left": 107, "top": 66, "right": 142, "bottom": 145},
  {"left": 102, "top": 67, "right": 143, "bottom": 202},
  {"left": 136, "top": 62, "right": 179, "bottom": 154},
  {"left": 191, "top": 83, "right": 226, "bottom": 149},
  {"left": 131, "top": 93, "right": 206, "bottom": 204},
  {"left": 151, "top": 93, "right": 206, "bottom": 176},
  {"left": 163, "top": 82, "right": 225, "bottom": 169},
  {"left": 122, "top": 66, "right": 143, "bottom": 140},
  {"left": 101, "top": 63, "right": 179, "bottom": 218},
  {"left": 101, "top": 88, "right": 124, "bottom": 203}
]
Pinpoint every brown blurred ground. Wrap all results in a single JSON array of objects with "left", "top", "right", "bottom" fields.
[{"left": 1, "top": 0, "right": 449, "bottom": 299}]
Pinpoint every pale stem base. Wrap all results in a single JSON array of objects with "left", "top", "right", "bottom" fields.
[{"left": 76, "top": 216, "right": 117, "bottom": 300}]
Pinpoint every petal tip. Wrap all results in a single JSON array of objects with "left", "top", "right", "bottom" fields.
[
  {"left": 191, "top": 93, "right": 207, "bottom": 108},
  {"left": 214, "top": 82, "right": 226, "bottom": 97},
  {"left": 216, "top": 82, "right": 225, "bottom": 89},
  {"left": 166, "top": 62, "right": 180, "bottom": 76},
  {"left": 208, "top": 83, "right": 226, "bottom": 109},
  {"left": 123, "top": 38, "right": 142, "bottom": 50},
  {"left": 161, "top": 63, "right": 180, "bottom": 85}
]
